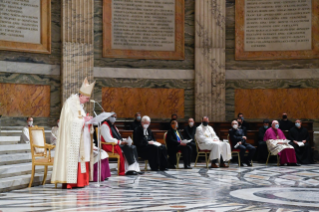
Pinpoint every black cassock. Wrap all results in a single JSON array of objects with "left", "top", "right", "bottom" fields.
[
  {"left": 256, "top": 126, "right": 269, "bottom": 162},
  {"left": 288, "top": 126, "right": 313, "bottom": 164},
  {"left": 183, "top": 125, "right": 197, "bottom": 161},
  {"left": 133, "top": 125, "right": 168, "bottom": 171},
  {"left": 107, "top": 121, "right": 138, "bottom": 165}
]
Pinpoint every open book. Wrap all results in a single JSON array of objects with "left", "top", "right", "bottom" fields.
[
  {"left": 297, "top": 141, "right": 305, "bottom": 147},
  {"left": 181, "top": 139, "right": 192, "bottom": 144},
  {"left": 152, "top": 141, "right": 162, "bottom": 147},
  {"left": 126, "top": 136, "right": 133, "bottom": 146}
]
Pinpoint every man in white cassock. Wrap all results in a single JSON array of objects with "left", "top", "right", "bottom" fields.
[
  {"left": 19, "top": 117, "right": 33, "bottom": 144},
  {"left": 195, "top": 116, "right": 231, "bottom": 168},
  {"left": 51, "top": 78, "right": 96, "bottom": 189}
]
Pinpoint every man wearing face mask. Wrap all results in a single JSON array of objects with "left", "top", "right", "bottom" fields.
[
  {"left": 279, "top": 113, "right": 294, "bottom": 131},
  {"left": 238, "top": 113, "right": 249, "bottom": 130},
  {"left": 130, "top": 112, "right": 142, "bottom": 130},
  {"left": 264, "top": 120, "right": 299, "bottom": 166},
  {"left": 133, "top": 115, "right": 168, "bottom": 171},
  {"left": 256, "top": 119, "right": 270, "bottom": 162},
  {"left": 50, "top": 119, "right": 59, "bottom": 145},
  {"left": 237, "top": 117, "right": 247, "bottom": 136},
  {"left": 229, "top": 120, "right": 255, "bottom": 166},
  {"left": 101, "top": 113, "right": 142, "bottom": 176},
  {"left": 19, "top": 117, "right": 34, "bottom": 144},
  {"left": 196, "top": 116, "right": 231, "bottom": 168},
  {"left": 166, "top": 120, "right": 192, "bottom": 169},
  {"left": 183, "top": 118, "right": 197, "bottom": 161},
  {"left": 288, "top": 119, "right": 313, "bottom": 164}
]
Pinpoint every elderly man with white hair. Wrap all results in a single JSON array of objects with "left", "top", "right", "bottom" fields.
[
  {"left": 133, "top": 115, "right": 169, "bottom": 171},
  {"left": 195, "top": 116, "right": 232, "bottom": 168},
  {"left": 263, "top": 120, "right": 299, "bottom": 166}
]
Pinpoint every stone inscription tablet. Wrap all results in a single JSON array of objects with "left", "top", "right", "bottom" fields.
[
  {"left": 244, "top": 0, "right": 312, "bottom": 52},
  {"left": 112, "top": 0, "right": 175, "bottom": 51},
  {"left": 235, "top": 0, "right": 319, "bottom": 60},
  {"left": 0, "top": 0, "right": 41, "bottom": 44},
  {"left": 103, "top": 0, "right": 184, "bottom": 60}
]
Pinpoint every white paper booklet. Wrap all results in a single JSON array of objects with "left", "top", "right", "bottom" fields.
[
  {"left": 297, "top": 141, "right": 305, "bottom": 147},
  {"left": 126, "top": 136, "right": 133, "bottom": 146},
  {"left": 152, "top": 141, "right": 162, "bottom": 147},
  {"left": 181, "top": 139, "right": 192, "bottom": 144}
]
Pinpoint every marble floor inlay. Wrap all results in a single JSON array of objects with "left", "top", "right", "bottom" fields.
[{"left": 1, "top": 163, "right": 319, "bottom": 211}]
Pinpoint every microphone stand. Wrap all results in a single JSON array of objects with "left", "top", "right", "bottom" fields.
[{"left": 92, "top": 101, "right": 101, "bottom": 187}]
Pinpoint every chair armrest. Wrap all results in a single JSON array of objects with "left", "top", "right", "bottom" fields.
[
  {"left": 45, "top": 144, "right": 56, "bottom": 149},
  {"left": 101, "top": 142, "right": 116, "bottom": 153},
  {"left": 32, "top": 144, "right": 46, "bottom": 149}
]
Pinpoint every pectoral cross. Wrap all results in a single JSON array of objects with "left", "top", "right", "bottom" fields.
[{"left": 81, "top": 156, "right": 85, "bottom": 161}]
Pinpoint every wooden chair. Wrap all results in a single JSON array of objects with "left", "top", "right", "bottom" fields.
[
  {"left": 266, "top": 145, "right": 280, "bottom": 166},
  {"left": 227, "top": 134, "right": 253, "bottom": 167},
  {"left": 28, "top": 126, "right": 56, "bottom": 187},
  {"left": 194, "top": 139, "right": 210, "bottom": 168},
  {"left": 163, "top": 132, "right": 181, "bottom": 169}
]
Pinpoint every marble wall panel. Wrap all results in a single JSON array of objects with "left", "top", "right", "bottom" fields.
[
  {"left": 0, "top": 83, "right": 50, "bottom": 117},
  {"left": 235, "top": 88, "right": 319, "bottom": 120},
  {"left": 94, "top": 0, "right": 195, "bottom": 69},
  {"left": 0, "top": 73, "right": 61, "bottom": 127},
  {"left": 102, "top": 88, "right": 184, "bottom": 119},
  {"left": 94, "top": 78, "right": 194, "bottom": 120}
]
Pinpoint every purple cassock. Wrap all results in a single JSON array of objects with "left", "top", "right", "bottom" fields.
[
  {"left": 263, "top": 127, "right": 297, "bottom": 165},
  {"left": 93, "top": 158, "right": 111, "bottom": 182}
]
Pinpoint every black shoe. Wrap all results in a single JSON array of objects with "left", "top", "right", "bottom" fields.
[
  {"left": 245, "top": 162, "right": 252, "bottom": 167},
  {"left": 160, "top": 168, "right": 168, "bottom": 171},
  {"left": 126, "top": 171, "right": 138, "bottom": 175},
  {"left": 184, "top": 165, "right": 192, "bottom": 169},
  {"left": 290, "top": 163, "right": 301, "bottom": 166},
  {"left": 168, "top": 165, "right": 176, "bottom": 169},
  {"left": 137, "top": 172, "right": 144, "bottom": 175},
  {"left": 239, "top": 163, "right": 244, "bottom": 167}
]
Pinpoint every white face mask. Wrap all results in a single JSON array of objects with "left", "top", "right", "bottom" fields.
[
  {"left": 189, "top": 122, "right": 194, "bottom": 127},
  {"left": 109, "top": 117, "right": 116, "bottom": 124},
  {"left": 28, "top": 121, "right": 33, "bottom": 126},
  {"left": 143, "top": 124, "right": 149, "bottom": 129},
  {"left": 232, "top": 124, "right": 238, "bottom": 129}
]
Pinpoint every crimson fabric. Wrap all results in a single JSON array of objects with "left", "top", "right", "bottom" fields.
[
  {"left": 93, "top": 158, "right": 111, "bottom": 182},
  {"left": 66, "top": 162, "right": 90, "bottom": 189},
  {"left": 278, "top": 148, "right": 297, "bottom": 164},
  {"left": 102, "top": 144, "right": 125, "bottom": 176}
]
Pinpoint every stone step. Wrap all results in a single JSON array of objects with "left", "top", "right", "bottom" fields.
[
  {"left": 0, "top": 136, "right": 20, "bottom": 145},
  {"left": 0, "top": 171, "right": 53, "bottom": 193},
  {"left": 0, "top": 151, "right": 55, "bottom": 165},
  {"left": 0, "top": 162, "right": 52, "bottom": 178},
  {"left": 0, "top": 144, "right": 30, "bottom": 155}
]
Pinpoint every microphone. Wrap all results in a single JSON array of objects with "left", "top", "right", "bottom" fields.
[
  {"left": 90, "top": 100, "right": 96, "bottom": 103},
  {"left": 90, "top": 99, "right": 105, "bottom": 112}
]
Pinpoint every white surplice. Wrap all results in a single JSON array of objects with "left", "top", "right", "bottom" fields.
[{"left": 195, "top": 124, "right": 232, "bottom": 161}]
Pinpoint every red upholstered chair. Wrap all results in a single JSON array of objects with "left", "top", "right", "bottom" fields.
[
  {"left": 163, "top": 132, "right": 182, "bottom": 169},
  {"left": 194, "top": 139, "right": 210, "bottom": 168},
  {"left": 227, "top": 134, "right": 253, "bottom": 167}
]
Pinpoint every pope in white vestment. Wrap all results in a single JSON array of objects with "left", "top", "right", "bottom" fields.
[
  {"left": 51, "top": 78, "right": 96, "bottom": 188},
  {"left": 195, "top": 117, "right": 231, "bottom": 168}
]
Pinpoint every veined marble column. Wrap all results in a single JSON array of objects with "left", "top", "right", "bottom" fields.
[
  {"left": 195, "top": 0, "right": 226, "bottom": 122},
  {"left": 61, "top": 0, "right": 94, "bottom": 104}
]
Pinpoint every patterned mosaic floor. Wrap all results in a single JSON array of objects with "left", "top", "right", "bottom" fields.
[{"left": 1, "top": 163, "right": 319, "bottom": 212}]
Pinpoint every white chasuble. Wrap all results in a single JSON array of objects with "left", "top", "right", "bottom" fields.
[
  {"left": 195, "top": 124, "right": 232, "bottom": 161},
  {"left": 51, "top": 94, "right": 92, "bottom": 184}
]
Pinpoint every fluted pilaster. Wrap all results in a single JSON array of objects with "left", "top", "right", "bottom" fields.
[
  {"left": 61, "top": 0, "right": 94, "bottom": 104},
  {"left": 195, "top": 0, "right": 226, "bottom": 121}
]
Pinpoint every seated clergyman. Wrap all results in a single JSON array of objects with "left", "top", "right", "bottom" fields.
[
  {"left": 183, "top": 118, "right": 197, "bottom": 161},
  {"left": 195, "top": 116, "right": 231, "bottom": 168},
  {"left": 229, "top": 120, "right": 255, "bottom": 167},
  {"left": 101, "top": 113, "right": 143, "bottom": 176},
  {"left": 133, "top": 115, "right": 168, "bottom": 171},
  {"left": 19, "top": 117, "right": 34, "bottom": 144},
  {"left": 263, "top": 120, "right": 299, "bottom": 166},
  {"left": 288, "top": 119, "right": 313, "bottom": 164}
]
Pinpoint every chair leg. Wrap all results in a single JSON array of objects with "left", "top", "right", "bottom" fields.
[
  {"left": 266, "top": 152, "right": 271, "bottom": 166},
  {"left": 42, "top": 166, "right": 48, "bottom": 185},
  {"left": 144, "top": 160, "right": 148, "bottom": 171},
  {"left": 28, "top": 165, "right": 35, "bottom": 187},
  {"left": 176, "top": 153, "right": 180, "bottom": 169},
  {"left": 194, "top": 154, "right": 199, "bottom": 167},
  {"left": 205, "top": 153, "right": 208, "bottom": 169},
  {"left": 277, "top": 155, "right": 280, "bottom": 166},
  {"left": 238, "top": 153, "right": 241, "bottom": 167},
  {"left": 55, "top": 183, "right": 57, "bottom": 189},
  {"left": 117, "top": 157, "right": 120, "bottom": 175}
]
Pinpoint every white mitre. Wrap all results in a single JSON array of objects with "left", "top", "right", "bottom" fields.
[{"left": 79, "top": 77, "right": 95, "bottom": 97}]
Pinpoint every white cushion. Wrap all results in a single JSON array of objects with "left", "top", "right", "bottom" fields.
[{"left": 31, "top": 129, "right": 45, "bottom": 154}]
